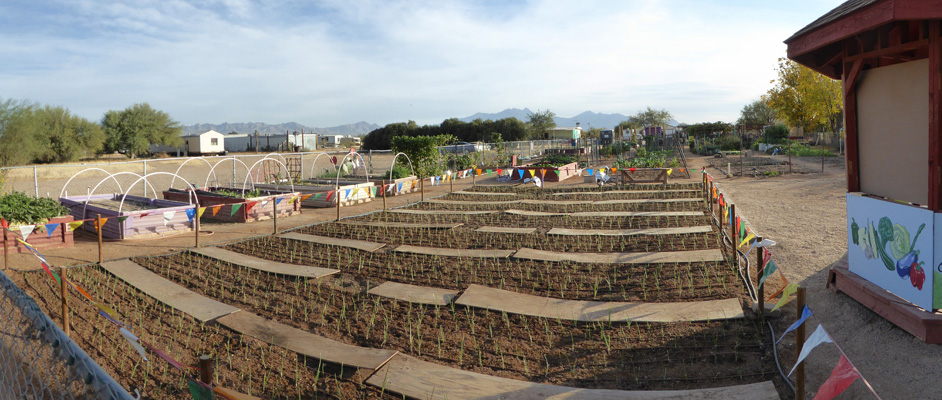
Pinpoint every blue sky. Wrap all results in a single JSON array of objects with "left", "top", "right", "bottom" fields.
[{"left": 0, "top": 0, "right": 845, "bottom": 127}]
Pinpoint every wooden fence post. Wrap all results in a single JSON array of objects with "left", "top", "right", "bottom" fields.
[
  {"left": 796, "top": 286, "right": 807, "bottom": 400},
  {"left": 96, "top": 214, "right": 103, "bottom": 264},
  {"left": 195, "top": 213, "right": 200, "bottom": 248},
  {"left": 60, "top": 266, "right": 70, "bottom": 337},
  {"left": 381, "top": 180, "right": 387, "bottom": 210},
  {"left": 3, "top": 228, "right": 7, "bottom": 270},
  {"left": 336, "top": 188, "right": 341, "bottom": 222},
  {"left": 199, "top": 354, "right": 214, "bottom": 384},
  {"left": 273, "top": 198, "right": 278, "bottom": 235},
  {"left": 421, "top": 177, "right": 425, "bottom": 202},
  {"left": 757, "top": 244, "right": 765, "bottom": 323}
]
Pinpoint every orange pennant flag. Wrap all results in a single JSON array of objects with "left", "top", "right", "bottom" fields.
[
  {"left": 211, "top": 205, "right": 223, "bottom": 216},
  {"left": 300, "top": 194, "right": 313, "bottom": 201},
  {"left": 476, "top": 168, "right": 482, "bottom": 176},
  {"left": 94, "top": 218, "right": 109, "bottom": 232}
]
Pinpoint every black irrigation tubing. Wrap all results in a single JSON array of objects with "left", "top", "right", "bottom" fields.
[{"left": 707, "top": 187, "right": 795, "bottom": 395}]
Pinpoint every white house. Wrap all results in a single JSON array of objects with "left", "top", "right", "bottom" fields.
[
  {"left": 182, "top": 130, "right": 226, "bottom": 155},
  {"left": 546, "top": 127, "right": 582, "bottom": 140},
  {"left": 319, "top": 135, "right": 345, "bottom": 148}
]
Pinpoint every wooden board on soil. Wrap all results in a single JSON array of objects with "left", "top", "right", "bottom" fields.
[
  {"left": 591, "top": 198, "right": 701, "bottom": 205},
  {"left": 475, "top": 226, "right": 537, "bottom": 234},
  {"left": 572, "top": 211, "right": 703, "bottom": 217},
  {"left": 547, "top": 226, "right": 713, "bottom": 236},
  {"left": 365, "top": 354, "right": 780, "bottom": 400},
  {"left": 394, "top": 244, "right": 515, "bottom": 258},
  {"left": 452, "top": 191, "right": 517, "bottom": 196},
  {"left": 191, "top": 247, "right": 339, "bottom": 279},
  {"left": 504, "top": 209, "right": 569, "bottom": 216},
  {"left": 100, "top": 260, "right": 239, "bottom": 322},
  {"left": 278, "top": 232, "right": 386, "bottom": 252},
  {"left": 388, "top": 209, "right": 499, "bottom": 215},
  {"left": 455, "top": 284, "right": 744, "bottom": 322},
  {"left": 553, "top": 190, "right": 697, "bottom": 196},
  {"left": 513, "top": 248, "right": 725, "bottom": 264},
  {"left": 215, "top": 311, "right": 398, "bottom": 370},
  {"left": 425, "top": 199, "right": 521, "bottom": 205},
  {"left": 340, "top": 221, "right": 463, "bottom": 229},
  {"left": 367, "top": 281, "right": 459, "bottom": 306}
]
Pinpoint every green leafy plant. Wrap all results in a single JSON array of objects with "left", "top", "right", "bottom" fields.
[
  {"left": 0, "top": 191, "right": 69, "bottom": 224},
  {"left": 209, "top": 188, "right": 263, "bottom": 198},
  {"left": 535, "top": 154, "right": 576, "bottom": 168}
]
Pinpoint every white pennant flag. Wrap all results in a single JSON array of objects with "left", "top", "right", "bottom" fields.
[
  {"left": 20, "top": 225, "right": 35, "bottom": 241},
  {"left": 119, "top": 327, "right": 149, "bottom": 361},
  {"left": 261, "top": 199, "right": 270, "bottom": 208},
  {"left": 163, "top": 211, "right": 176, "bottom": 226},
  {"left": 789, "top": 324, "right": 833, "bottom": 376}
]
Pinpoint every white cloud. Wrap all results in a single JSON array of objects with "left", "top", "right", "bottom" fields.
[{"left": 0, "top": 0, "right": 845, "bottom": 127}]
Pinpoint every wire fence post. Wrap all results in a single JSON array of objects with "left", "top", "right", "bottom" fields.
[
  {"left": 33, "top": 165, "right": 39, "bottom": 198},
  {"left": 796, "top": 286, "right": 807, "bottom": 400}
]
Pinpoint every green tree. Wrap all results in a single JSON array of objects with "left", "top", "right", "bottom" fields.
[
  {"left": 390, "top": 134, "right": 454, "bottom": 177},
  {"left": 766, "top": 58, "right": 843, "bottom": 134},
  {"left": 102, "top": 103, "right": 183, "bottom": 158},
  {"left": 736, "top": 97, "right": 777, "bottom": 131},
  {"left": 33, "top": 105, "right": 105, "bottom": 163},
  {"left": 0, "top": 98, "right": 42, "bottom": 166},
  {"left": 628, "top": 107, "right": 673, "bottom": 136},
  {"left": 526, "top": 109, "right": 556, "bottom": 139}
]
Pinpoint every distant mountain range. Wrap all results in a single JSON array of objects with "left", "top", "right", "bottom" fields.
[
  {"left": 459, "top": 108, "right": 633, "bottom": 130},
  {"left": 182, "top": 121, "right": 380, "bottom": 137}
]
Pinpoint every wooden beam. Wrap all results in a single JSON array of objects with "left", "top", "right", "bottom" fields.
[
  {"left": 843, "top": 55, "right": 860, "bottom": 193},
  {"left": 894, "top": 0, "right": 942, "bottom": 20},
  {"left": 844, "top": 58, "right": 865, "bottom": 98},
  {"left": 928, "top": 21, "right": 942, "bottom": 211},
  {"left": 786, "top": 1, "right": 894, "bottom": 59},
  {"left": 844, "top": 38, "right": 928, "bottom": 63}
]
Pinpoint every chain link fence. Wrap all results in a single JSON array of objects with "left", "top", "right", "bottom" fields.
[{"left": 0, "top": 269, "right": 133, "bottom": 399}]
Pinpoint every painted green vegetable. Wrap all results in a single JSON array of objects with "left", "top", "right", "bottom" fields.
[
  {"left": 851, "top": 218, "right": 859, "bottom": 245},
  {"left": 890, "top": 224, "right": 910, "bottom": 260},
  {"left": 872, "top": 221, "right": 895, "bottom": 271}
]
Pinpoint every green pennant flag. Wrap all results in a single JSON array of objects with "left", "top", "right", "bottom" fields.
[
  {"left": 739, "top": 218, "right": 746, "bottom": 238},
  {"left": 554, "top": 170, "right": 560, "bottom": 176},
  {"left": 187, "top": 380, "right": 213, "bottom": 400},
  {"left": 313, "top": 193, "right": 322, "bottom": 200},
  {"left": 486, "top": 169, "right": 492, "bottom": 177},
  {"left": 758, "top": 259, "right": 778, "bottom": 288},
  {"left": 230, "top": 203, "right": 243, "bottom": 216},
  {"left": 117, "top": 216, "right": 128, "bottom": 223}
]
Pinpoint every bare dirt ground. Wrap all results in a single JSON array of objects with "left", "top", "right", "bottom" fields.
[
  {"left": 3, "top": 149, "right": 937, "bottom": 399},
  {"left": 692, "top": 151, "right": 941, "bottom": 400}
]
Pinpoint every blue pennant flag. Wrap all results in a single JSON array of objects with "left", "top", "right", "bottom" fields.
[
  {"left": 275, "top": 197, "right": 283, "bottom": 205},
  {"left": 587, "top": 169, "right": 594, "bottom": 176},
  {"left": 518, "top": 169, "right": 524, "bottom": 179},
  {"left": 344, "top": 189, "right": 352, "bottom": 199},
  {"left": 777, "top": 305, "right": 812, "bottom": 344},
  {"left": 397, "top": 182, "right": 403, "bottom": 192},
  {"left": 45, "top": 223, "right": 59, "bottom": 238},
  {"left": 185, "top": 208, "right": 196, "bottom": 222}
]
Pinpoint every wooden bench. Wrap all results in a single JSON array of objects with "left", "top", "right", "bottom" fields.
[{"left": 619, "top": 168, "right": 669, "bottom": 184}]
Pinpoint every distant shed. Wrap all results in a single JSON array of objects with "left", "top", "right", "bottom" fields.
[{"left": 182, "top": 130, "right": 226, "bottom": 155}]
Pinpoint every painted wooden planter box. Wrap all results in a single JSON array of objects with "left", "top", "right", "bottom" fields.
[
  {"left": 255, "top": 180, "right": 374, "bottom": 208},
  {"left": 511, "top": 162, "right": 580, "bottom": 182},
  {"left": 59, "top": 194, "right": 195, "bottom": 240},
  {"left": 321, "top": 175, "right": 419, "bottom": 196},
  {"left": 162, "top": 187, "right": 302, "bottom": 223},
  {"left": 3, "top": 215, "right": 75, "bottom": 254}
]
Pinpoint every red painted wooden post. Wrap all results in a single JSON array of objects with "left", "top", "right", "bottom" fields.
[
  {"left": 843, "top": 57, "right": 861, "bottom": 193},
  {"left": 928, "top": 21, "right": 942, "bottom": 211}
]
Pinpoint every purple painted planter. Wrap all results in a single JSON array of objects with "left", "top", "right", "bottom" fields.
[{"left": 59, "top": 194, "right": 196, "bottom": 240}]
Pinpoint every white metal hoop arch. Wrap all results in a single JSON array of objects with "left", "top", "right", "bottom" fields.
[
  {"left": 82, "top": 172, "right": 165, "bottom": 218},
  {"left": 203, "top": 157, "right": 251, "bottom": 189},
  {"left": 240, "top": 157, "right": 294, "bottom": 195},
  {"left": 306, "top": 152, "right": 334, "bottom": 180},
  {"left": 334, "top": 152, "right": 371, "bottom": 190},
  {"left": 388, "top": 152, "right": 417, "bottom": 182},
  {"left": 263, "top": 152, "right": 288, "bottom": 165},
  {"left": 170, "top": 157, "right": 217, "bottom": 189},
  {"left": 59, "top": 168, "right": 130, "bottom": 199}
]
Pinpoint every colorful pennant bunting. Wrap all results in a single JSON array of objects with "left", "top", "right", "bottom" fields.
[
  {"left": 211, "top": 205, "right": 222, "bottom": 216},
  {"left": 778, "top": 305, "right": 812, "bottom": 343},
  {"left": 185, "top": 209, "right": 196, "bottom": 222},
  {"left": 771, "top": 283, "right": 798, "bottom": 312},
  {"left": 94, "top": 218, "right": 109, "bottom": 232},
  {"left": 163, "top": 211, "right": 175, "bottom": 226},
  {"left": 188, "top": 380, "right": 214, "bottom": 400},
  {"left": 788, "top": 325, "right": 833, "bottom": 376},
  {"left": 44, "top": 223, "right": 59, "bottom": 238},
  {"left": 814, "top": 355, "right": 859, "bottom": 400},
  {"left": 230, "top": 203, "right": 243, "bottom": 216},
  {"left": 67, "top": 221, "right": 84, "bottom": 232},
  {"left": 245, "top": 201, "right": 258, "bottom": 212},
  {"left": 119, "top": 327, "right": 148, "bottom": 361},
  {"left": 300, "top": 193, "right": 313, "bottom": 201},
  {"left": 275, "top": 197, "right": 283, "bottom": 205},
  {"left": 517, "top": 169, "right": 524, "bottom": 179},
  {"left": 19, "top": 225, "right": 35, "bottom": 241},
  {"left": 758, "top": 259, "right": 778, "bottom": 288},
  {"left": 587, "top": 169, "right": 594, "bottom": 176},
  {"left": 197, "top": 207, "right": 206, "bottom": 219}
]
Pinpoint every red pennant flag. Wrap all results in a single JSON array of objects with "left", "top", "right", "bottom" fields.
[
  {"left": 629, "top": 168, "right": 636, "bottom": 173},
  {"left": 244, "top": 201, "right": 258, "bottom": 212},
  {"left": 0, "top": 218, "right": 7, "bottom": 229},
  {"left": 325, "top": 191, "right": 334, "bottom": 202},
  {"left": 497, "top": 169, "right": 502, "bottom": 175},
  {"left": 813, "top": 355, "right": 859, "bottom": 400}
]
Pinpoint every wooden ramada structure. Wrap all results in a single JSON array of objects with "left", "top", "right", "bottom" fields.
[{"left": 786, "top": 0, "right": 942, "bottom": 342}]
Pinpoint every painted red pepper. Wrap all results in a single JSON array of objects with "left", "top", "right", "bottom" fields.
[{"left": 910, "top": 264, "right": 925, "bottom": 290}]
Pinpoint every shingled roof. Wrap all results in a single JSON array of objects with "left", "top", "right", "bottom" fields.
[{"left": 785, "top": 0, "right": 879, "bottom": 43}]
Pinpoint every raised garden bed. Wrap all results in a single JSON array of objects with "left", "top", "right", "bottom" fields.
[
  {"left": 162, "top": 187, "right": 301, "bottom": 223},
  {"left": 0, "top": 192, "right": 75, "bottom": 254},
  {"left": 511, "top": 161, "right": 580, "bottom": 182},
  {"left": 3, "top": 215, "right": 75, "bottom": 254},
  {"left": 256, "top": 180, "right": 374, "bottom": 208},
  {"left": 59, "top": 194, "right": 195, "bottom": 240}
]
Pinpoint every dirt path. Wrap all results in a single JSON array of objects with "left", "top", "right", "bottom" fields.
[{"left": 691, "top": 151, "right": 940, "bottom": 400}]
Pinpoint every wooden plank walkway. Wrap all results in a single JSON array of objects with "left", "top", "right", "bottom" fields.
[
  {"left": 190, "top": 247, "right": 339, "bottom": 279},
  {"left": 552, "top": 189, "right": 697, "bottom": 196},
  {"left": 340, "top": 221, "right": 464, "bottom": 229},
  {"left": 425, "top": 199, "right": 521, "bottom": 205},
  {"left": 395, "top": 244, "right": 515, "bottom": 258},
  {"left": 216, "top": 311, "right": 397, "bottom": 371},
  {"left": 504, "top": 209, "right": 569, "bottom": 217},
  {"left": 571, "top": 211, "right": 703, "bottom": 217},
  {"left": 513, "top": 248, "right": 725, "bottom": 264},
  {"left": 278, "top": 232, "right": 386, "bottom": 252},
  {"left": 367, "top": 282, "right": 459, "bottom": 306},
  {"left": 547, "top": 226, "right": 712, "bottom": 236},
  {"left": 365, "top": 354, "right": 779, "bottom": 400},
  {"left": 455, "top": 285, "right": 744, "bottom": 323},
  {"left": 452, "top": 191, "right": 516, "bottom": 196},
  {"left": 475, "top": 226, "right": 537, "bottom": 234},
  {"left": 591, "top": 198, "right": 700, "bottom": 205},
  {"left": 387, "top": 209, "right": 498, "bottom": 215},
  {"left": 100, "top": 260, "right": 239, "bottom": 323}
]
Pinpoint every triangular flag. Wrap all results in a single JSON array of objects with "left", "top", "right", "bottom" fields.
[
  {"left": 518, "top": 169, "right": 524, "bottom": 179},
  {"left": 771, "top": 283, "right": 799, "bottom": 312},
  {"left": 789, "top": 325, "right": 833, "bottom": 376},
  {"left": 230, "top": 203, "right": 242, "bottom": 216},
  {"left": 540, "top": 169, "right": 546, "bottom": 178},
  {"left": 667, "top": 168, "right": 673, "bottom": 176},
  {"left": 140, "top": 340, "right": 188, "bottom": 370},
  {"left": 739, "top": 218, "right": 746, "bottom": 238},
  {"left": 185, "top": 209, "right": 196, "bottom": 222},
  {"left": 397, "top": 182, "right": 404, "bottom": 193},
  {"left": 163, "top": 211, "right": 175, "bottom": 226},
  {"left": 587, "top": 169, "right": 594, "bottom": 176},
  {"left": 117, "top": 216, "right": 128, "bottom": 223},
  {"left": 119, "top": 327, "right": 148, "bottom": 362},
  {"left": 526, "top": 169, "right": 534, "bottom": 178},
  {"left": 245, "top": 201, "right": 258, "bottom": 212},
  {"left": 275, "top": 197, "right": 283, "bottom": 205},
  {"left": 197, "top": 207, "right": 206, "bottom": 219},
  {"left": 325, "top": 191, "right": 334, "bottom": 201},
  {"left": 261, "top": 199, "right": 270, "bottom": 208},
  {"left": 476, "top": 168, "right": 482, "bottom": 176},
  {"left": 611, "top": 167, "right": 617, "bottom": 173},
  {"left": 487, "top": 169, "right": 492, "bottom": 177},
  {"left": 187, "top": 379, "right": 214, "bottom": 400},
  {"left": 554, "top": 170, "right": 560, "bottom": 176},
  {"left": 19, "top": 225, "right": 35, "bottom": 241},
  {"left": 67, "top": 221, "right": 84, "bottom": 232},
  {"left": 93, "top": 218, "right": 109, "bottom": 232},
  {"left": 814, "top": 354, "right": 859, "bottom": 400},
  {"left": 738, "top": 232, "right": 755, "bottom": 249},
  {"left": 40, "top": 262, "right": 60, "bottom": 285},
  {"left": 758, "top": 259, "right": 778, "bottom": 288},
  {"left": 692, "top": 168, "right": 697, "bottom": 172},
  {"left": 44, "top": 223, "right": 59, "bottom": 238},
  {"left": 140, "top": 212, "right": 151, "bottom": 218},
  {"left": 94, "top": 302, "right": 119, "bottom": 321},
  {"left": 0, "top": 218, "right": 7, "bottom": 229},
  {"left": 778, "top": 305, "right": 812, "bottom": 343},
  {"left": 497, "top": 169, "right": 502, "bottom": 175},
  {"left": 211, "top": 205, "right": 222, "bottom": 216},
  {"left": 313, "top": 193, "right": 323, "bottom": 200},
  {"left": 344, "top": 189, "right": 352, "bottom": 199},
  {"left": 300, "top": 194, "right": 313, "bottom": 201}
]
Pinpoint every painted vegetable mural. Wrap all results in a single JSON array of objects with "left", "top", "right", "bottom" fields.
[{"left": 851, "top": 217, "right": 926, "bottom": 290}]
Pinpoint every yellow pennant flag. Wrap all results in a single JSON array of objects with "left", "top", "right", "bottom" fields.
[
  {"left": 67, "top": 221, "right": 84, "bottom": 232},
  {"left": 528, "top": 169, "right": 535, "bottom": 177},
  {"left": 771, "top": 283, "right": 798, "bottom": 311},
  {"left": 197, "top": 207, "right": 207, "bottom": 218},
  {"left": 738, "top": 232, "right": 755, "bottom": 249},
  {"left": 667, "top": 168, "right": 673, "bottom": 176}
]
